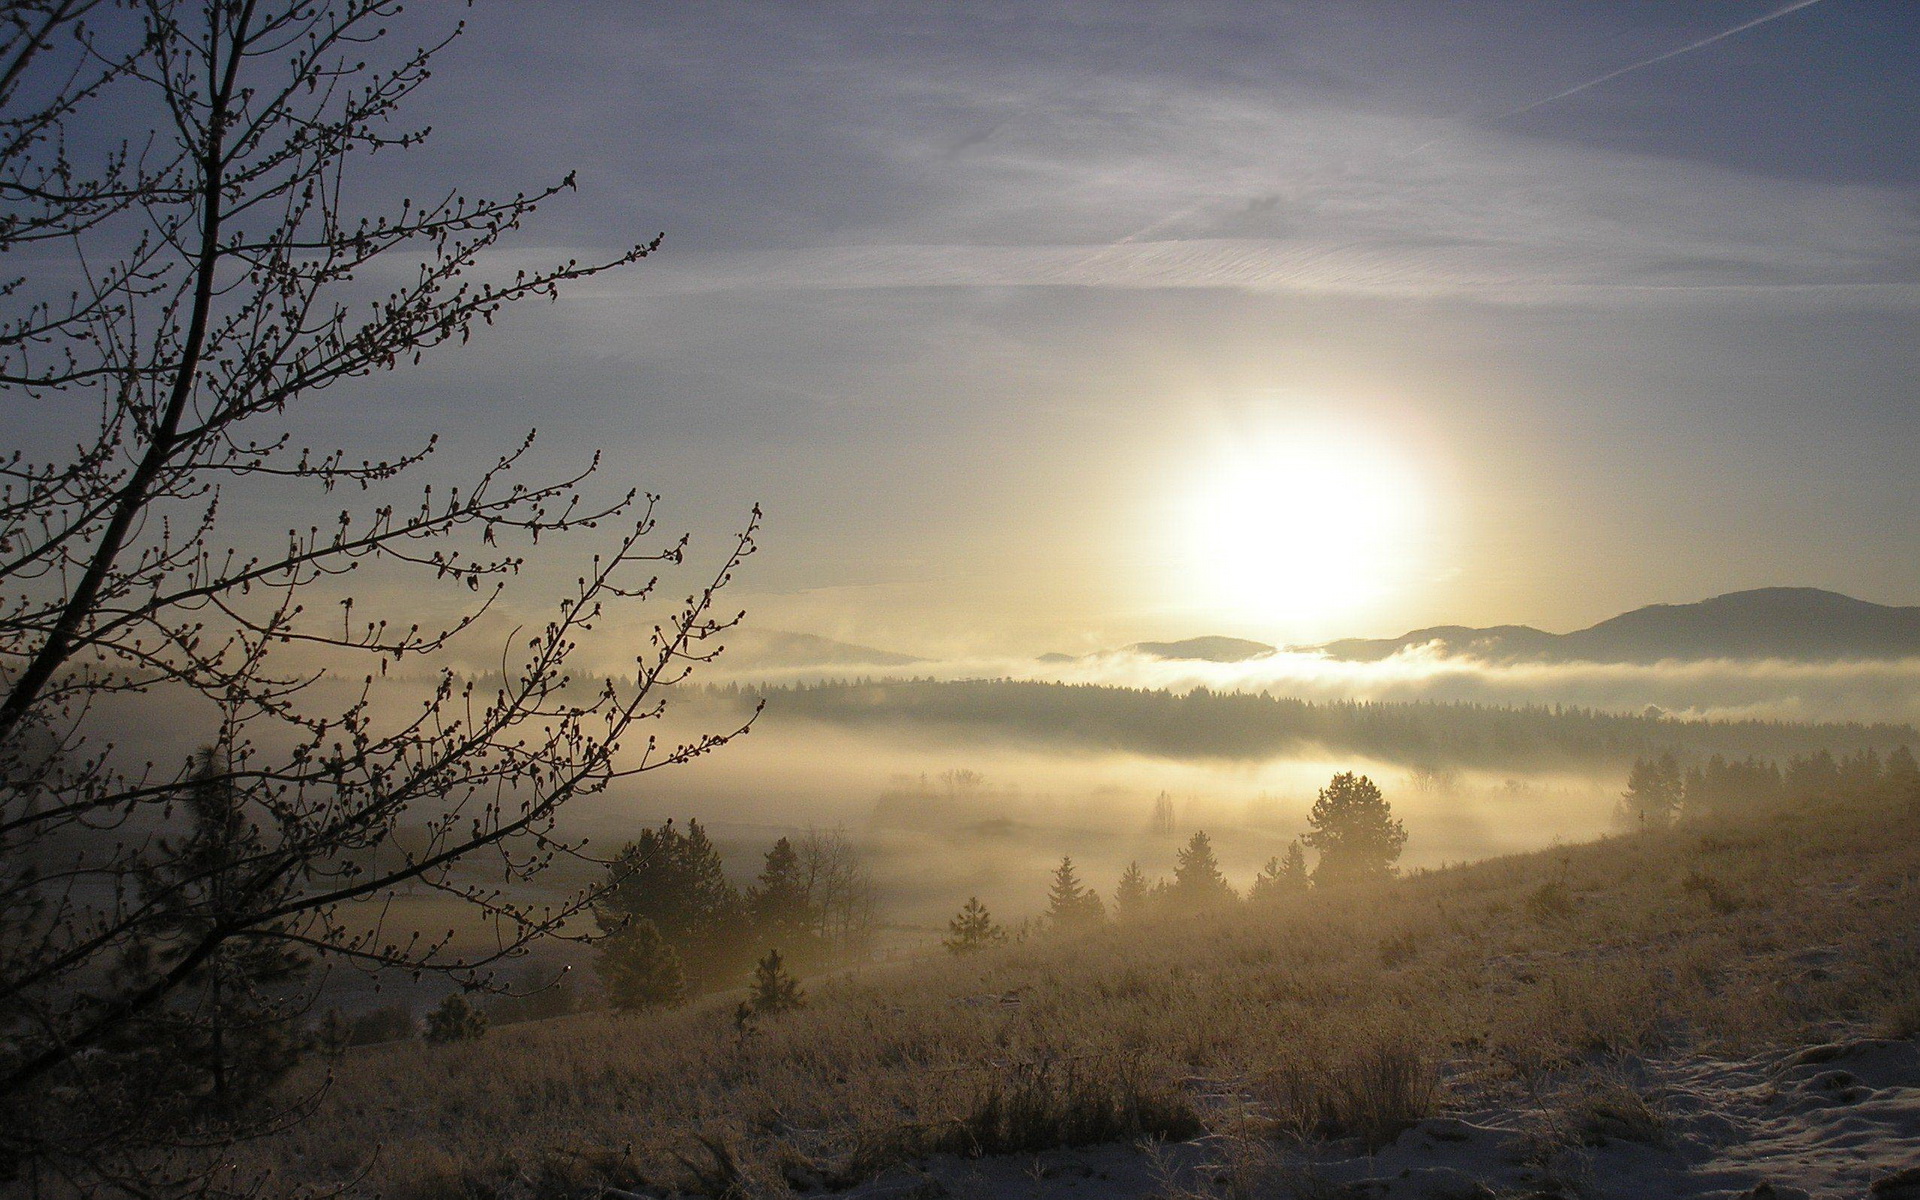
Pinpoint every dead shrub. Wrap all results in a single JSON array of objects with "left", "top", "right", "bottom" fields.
[
  {"left": 930, "top": 1055, "right": 1202, "bottom": 1158},
  {"left": 1568, "top": 1080, "right": 1666, "bottom": 1147},
  {"left": 1681, "top": 870, "right": 1742, "bottom": 914},
  {"left": 1525, "top": 879, "right": 1576, "bottom": 921},
  {"left": 1266, "top": 1034, "right": 1437, "bottom": 1151}
]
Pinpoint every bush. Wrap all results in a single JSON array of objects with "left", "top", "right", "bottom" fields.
[
  {"left": 928, "top": 1057, "right": 1201, "bottom": 1158},
  {"left": 1526, "top": 879, "right": 1577, "bottom": 921},
  {"left": 423, "top": 994, "right": 489, "bottom": 1045},
  {"left": 1266, "top": 1035, "right": 1437, "bottom": 1151}
]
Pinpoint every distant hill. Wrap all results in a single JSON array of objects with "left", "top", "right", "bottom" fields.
[
  {"left": 1129, "top": 636, "right": 1276, "bottom": 663},
  {"left": 1314, "top": 588, "right": 1920, "bottom": 664},
  {"left": 718, "top": 628, "right": 921, "bottom": 671}
]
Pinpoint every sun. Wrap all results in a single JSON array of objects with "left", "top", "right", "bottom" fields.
[{"left": 1173, "top": 419, "right": 1433, "bottom": 633}]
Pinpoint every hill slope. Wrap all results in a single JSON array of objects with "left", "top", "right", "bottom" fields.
[{"left": 256, "top": 789, "right": 1920, "bottom": 1198}]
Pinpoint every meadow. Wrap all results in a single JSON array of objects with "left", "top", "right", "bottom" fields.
[{"left": 252, "top": 785, "right": 1920, "bottom": 1198}]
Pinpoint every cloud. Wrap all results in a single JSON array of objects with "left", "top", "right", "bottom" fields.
[{"left": 559, "top": 84, "right": 1919, "bottom": 309}]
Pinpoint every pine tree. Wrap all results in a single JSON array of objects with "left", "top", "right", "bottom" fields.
[
  {"left": 423, "top": 993, "right": 488, "bottom": 1044},
  {"left": 943, "top": 897, "right": 1006, "bottom": 955},
  {"left": 1113, "top": 861, "right": 1150, "bottom": 920},
  {"left": 1620, "top": 754, "right": 1683, "bottom": 828},
  {"left": 114, "top": 747, "right": 310, "bottom": 1115},
  {"left": 1248, "top": 840, "right": 1309, "bottom": 904},
  {"left": 594, "top": 818, "right": 749, "bottom": 991},
  {"left": 747, "top": 948, "right": 805, "bottom": 1017},
  {"left": 747, "top": 836, "right": 817, "bottom": 965},
  {"left": 596, "top": 916, "right": 686, "bottom": 1011},
  {"left": 1304, "top": 773, "right": 1407, "bottom": 887},
  {"left": 1886, "top": 744, "right": 1920, "bottom": 806},
  {"left": 1168, "top": 831, "right": 1236, "bottom": 911},
  {"left": 1281, "top": 839, "right": 1308, "bottom": 888},
  {"left": 1045, "top": 856, "right": 1105, "bottom": 933}
]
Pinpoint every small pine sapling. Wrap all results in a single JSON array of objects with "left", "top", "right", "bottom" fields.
[{"left": 747, "top": 949, "right": 805, "bottom": 1017}]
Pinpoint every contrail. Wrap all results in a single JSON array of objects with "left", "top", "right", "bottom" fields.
[
  {"left": 1106, "top": 0, "right": 1831, "bottom": 252},
  {"left": 1490, "top": 0, "right": 1830, "bottom": 123}
]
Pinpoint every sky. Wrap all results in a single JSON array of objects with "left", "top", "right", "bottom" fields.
[{"left": 59, "top": 0, "right": 1920, "bottom": 657}]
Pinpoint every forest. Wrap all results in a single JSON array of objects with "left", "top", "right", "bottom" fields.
[{"left": 712, "top": 678, "right": 1918, "bottom": 770}]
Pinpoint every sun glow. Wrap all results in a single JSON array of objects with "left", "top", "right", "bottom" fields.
[{"left": 1174, "top": 418, "right": 1435, "bottom": 634}]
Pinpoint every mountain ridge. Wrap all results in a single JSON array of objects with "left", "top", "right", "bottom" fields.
[{"left": 1311, "top": 587, "right": 1920, "bottom": 664}]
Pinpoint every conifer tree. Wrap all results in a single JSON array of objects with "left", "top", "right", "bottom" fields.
[
  {"left": 596, "top": 916, "right": 686, "bottom": 1011},
  {"left": 943, "top": 897, "right": 1006, "bottom": 955},
  {"left": 747, "top": 948, "right": 805, "bottom": 1017},
  {"left": 1248, "top": 840, "right": 1309, "bottom": 904},
  {"left": 1620, "top": 754, "right": 1683, "bottom": 828},
  {"left": 1168, "top": 831, "right": 1236, "bottom": 911},
  {"left": 748, "top": 836, "right": 817, "bottom": 964},
  {"left": 114, "top": 748, "right": 311, "bottom": 1116},
  {"left": 1044, "top": 856, "right": 1105, "bottom": 933},
  {"left": 1113, "top": 861, "right": 1150, "bottom": 920},
  {"left": 1886, "top": 744, "right": 1920, "bottom": 805},
  {"left": 595, "top": 818, "right": 748, "bottom": 990},
  {"left": 423, "top": 993, "right": 488, "bottom": 1044},
  {"left": 1281, "top": 839, "right": 1308, "bottom": 888},
  {"left": 1305, "top": 773, "right": 1407, "bottom": 886}
]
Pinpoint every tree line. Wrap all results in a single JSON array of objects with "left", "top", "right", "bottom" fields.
[
  {"left": 943, "top": 772, "right": 1407, "bottom": 952},
  {"left": 715, "top": 679, "right": 1917, "bottom": 771},
  {"left": 1619, "top": 744, "right": 1920, "bottom": 828}
]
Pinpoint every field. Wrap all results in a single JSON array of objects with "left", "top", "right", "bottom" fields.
[{"left": 252, "top": 788, "right": 1920, "bottom": 1199}]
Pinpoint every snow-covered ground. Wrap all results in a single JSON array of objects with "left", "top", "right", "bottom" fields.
[{"left": 835, "top": 1034, "right": 1920, "bottom": 1200}]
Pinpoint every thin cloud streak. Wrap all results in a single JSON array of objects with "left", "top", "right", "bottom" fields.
[{"left": 1489, "top": 0, "right": 1831, "bottom": 124}]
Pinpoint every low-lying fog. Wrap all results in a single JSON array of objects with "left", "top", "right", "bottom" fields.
[{"left": 579, "top": 714, "right": 1620, "bottom": 930}]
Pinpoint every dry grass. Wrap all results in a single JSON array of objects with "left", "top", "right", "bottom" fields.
[{"left": 248, "top": 791, "right": 1920, "bottom": 1198}]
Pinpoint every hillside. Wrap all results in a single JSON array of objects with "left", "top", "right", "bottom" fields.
[
  {"left": 1315, "top": 587, "right": 1920, "bottom": 664},
  {"left": 251, "top": 787, "right": 1920, "bottom": 1198}
]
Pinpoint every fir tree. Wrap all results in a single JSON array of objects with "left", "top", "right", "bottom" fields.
[
  {"left": 1620, "top": 753, "right": 1683, "bottom": 828},
  {"left": 1045, "top": 856, "right": 1106, "bottom": 933},
  {"left": 1113, "top": 861, "right": 1150, "bottom": 920},
  {"left": 943, "top": 897, "right": 1006, "bottom": 955},
  {"left": 115, "top": 747, "right": 311, "bottom": 1115},
  {"left": 747, "top": 836, "right": 817, "bottom": 964},
  {"left": 596, "top": 916, "right": 687, "bottom": 1011},
  {"left": 1305, "top": 773, "right": 1407, "bottom": 886},
  {"left": 594, "top": 818, "right": 748, "bottom": 991},
  {"left": 747, "top": 948, "right": 805, "bottom": 1017},
  {"left": 423, "top": 993, "right": 488, "bottom": 1044},
  {"left": 1168, "top": 831, "right": 1236, "bottom": 911},
  {"left": 1886, "top": 744, "right": 1920, "bottom": 805},
  {"left": 1248, "top": 840, "right": 1309, "bottom": 903}
]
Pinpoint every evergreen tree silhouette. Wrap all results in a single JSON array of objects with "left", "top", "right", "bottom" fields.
[
  {"left": 943, "top": 897, "right": 1006, "bottom": 955},
  {"left": 1304, "top": 773, "right": 1406, "bottom": 886},
  {"left": 1044, "top": 857, "right": 1105, "bottom": 933},
  {"left": 747, "top": 948, "right": 805, "bottom": 1016},
  {"left": 1113, "top": 861, "right": 1150, "bottom": 920},
  {"left": 1168, "top": 831, "right": 1236, "bottom": 911}
]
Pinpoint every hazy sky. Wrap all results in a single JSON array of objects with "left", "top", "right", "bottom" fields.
[{"left": 76, "top": 1, "right": 1920, "bottom": 655}]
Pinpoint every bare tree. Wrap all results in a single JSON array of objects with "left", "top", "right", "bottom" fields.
[
  {"left": 796, "top": 827, "right": 877, "bottom": 959},
  {"left": 0, "top": 1, "right": 755, "bottom": 1191}
]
